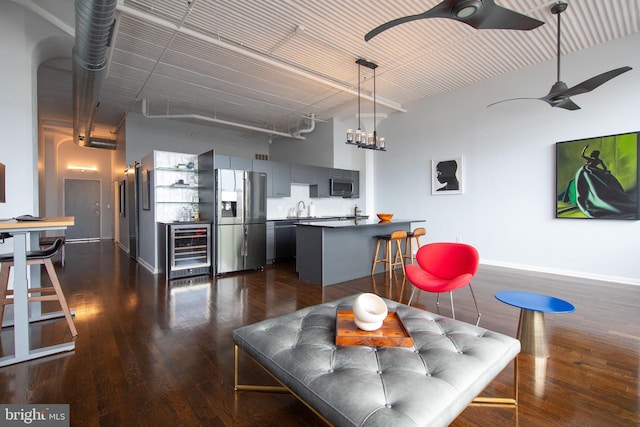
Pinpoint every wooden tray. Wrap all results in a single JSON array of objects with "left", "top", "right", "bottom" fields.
[{"left": 335, "top": 309, "right": 414, "bottom": 347}]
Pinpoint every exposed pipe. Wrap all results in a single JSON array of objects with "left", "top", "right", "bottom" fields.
[
  {"left": 72, "top": 0, "right": 118, "bottom": 149},
  {"left": 141, "top": 100, "right": 305, "bottom": 140},
  {"left": 293, "top": 114, "right": 317, "bottom": 137}
]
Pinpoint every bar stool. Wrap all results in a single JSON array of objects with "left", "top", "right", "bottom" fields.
[
  {"left": 371, "top": 230, "right": 407, "bottom": 280},
  {"left": 0, "top": 238, "right": 77, "bottom": 337},
  {"left": 404, "top": 227, "right": 427, "bottom": 264}
]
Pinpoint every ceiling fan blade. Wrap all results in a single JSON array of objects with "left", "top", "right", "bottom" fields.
[
  {"left": 365, "top": 0, "right": 544, "bottom": 41},
  {"left": 487, "top": 95, "right": 579, "bottom": 110},
  {"left": 486, "top": 97, "right": 539, "bottom": 108},
  {"left": 562, "top": 66, "right": 633, "bottom": 97},
  {"left": 364, "top": 13, "right": 431, "bottom": 41},
  {"left": 552, "top": 98, "right": 581, "bottom": 110},
  {"left": 472, "top": 1, "right": 545, "bottom": 30}
]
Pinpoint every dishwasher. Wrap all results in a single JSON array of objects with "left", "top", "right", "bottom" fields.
[{"left": 274, "top": 220, "right": 296, "bottom": 261}]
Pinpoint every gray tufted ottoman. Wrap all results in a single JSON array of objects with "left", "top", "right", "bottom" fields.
[{"left": 233, "top": 295, "right": 520, "bottom": 426}]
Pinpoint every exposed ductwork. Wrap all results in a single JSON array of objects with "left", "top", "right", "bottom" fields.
[
  {"left": 141, "top": 100, "right": 307, "bottom": 141},
  {"left": 293, "top": 114, "right": 317, "bottom": 138},
  {"left": 72, "top": 0, "right": 118, "bottom": 149}
]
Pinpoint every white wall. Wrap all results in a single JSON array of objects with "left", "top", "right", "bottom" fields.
[
  {"left": 376, "top": 33, "right": 640, "bottom": 285},
  {"left": 42, "top": 140, "right": 115, "bottom": 239},
  {"left": 269, "top": 118, "right": 334, "bottom": 167},
  {"left": 0, "top": 2, "right": 58, "bottom": 254}
]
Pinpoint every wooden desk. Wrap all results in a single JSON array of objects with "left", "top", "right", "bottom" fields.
[{"left": 0, "top": 216, "right": 75, "bottom": 366}]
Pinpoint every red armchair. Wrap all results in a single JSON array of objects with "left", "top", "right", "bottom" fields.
[{"left": 406, "top": 242, "right": 481, "bottom": 325}]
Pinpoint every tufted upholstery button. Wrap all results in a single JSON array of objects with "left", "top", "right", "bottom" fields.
[
  {"left": 377, "top": 370, "right": 382, "bottom": 374},
  {"left": 385, "top": 404, "right": 392, "bottom": 409}
]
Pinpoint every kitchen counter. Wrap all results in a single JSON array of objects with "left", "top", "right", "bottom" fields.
[
  {"left": 295, "top": 218, "right": 416, "bottom": 228},
  {"left": 269, "top": 215, "right": 366, "bottom": 222},
  {"left": 295, "top": 218, "right": 425, "bottom": 286}
]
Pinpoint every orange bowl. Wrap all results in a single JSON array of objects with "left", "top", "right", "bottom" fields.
[{"left": 376, "top": 213, "right": 393, "bottom": 222}]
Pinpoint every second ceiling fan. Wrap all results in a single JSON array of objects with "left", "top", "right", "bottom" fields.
[
  {"left": 364, "top": 0, "right": 544, "bottom": 41},
  {"left": 488, "top": 2, "right": 632, "bottom": 110}
]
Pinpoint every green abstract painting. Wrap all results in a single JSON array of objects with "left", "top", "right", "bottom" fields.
[{"left": 556, "top": 132, "right": 639, "bottom": 220}]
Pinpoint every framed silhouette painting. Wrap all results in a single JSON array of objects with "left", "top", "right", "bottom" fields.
[{"left": 432, "top": 155, "right": 463, "bottom": 195}]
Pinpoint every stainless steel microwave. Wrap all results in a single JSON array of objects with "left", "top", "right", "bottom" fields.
[{"left": 330, "top": 178, "right": 354, "bottom": 197}]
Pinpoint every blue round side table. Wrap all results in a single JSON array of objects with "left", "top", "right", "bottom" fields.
[{"left": 495, "top": 290, "right": 575, "bottom": 358}]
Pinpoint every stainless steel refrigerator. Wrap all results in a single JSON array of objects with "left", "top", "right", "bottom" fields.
[{"left": 215, "top": 169, "right": 267, "bottom": 274}]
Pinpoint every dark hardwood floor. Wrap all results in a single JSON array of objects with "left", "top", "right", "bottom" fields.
[{"left": 0, "top": 241, "right": 638, "bottom": 426}]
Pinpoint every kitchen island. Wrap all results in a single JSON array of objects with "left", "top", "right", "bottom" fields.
[{"left": 295, "top": 218, "right": 425, "bottom": 286}]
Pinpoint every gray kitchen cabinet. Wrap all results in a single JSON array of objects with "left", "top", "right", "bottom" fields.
[
  {"left": 293, "top": 164, "right": 331, "bottom": 197},
  {"left": 291, "top": 164, "right": 317, "bottom": 184},
  {"left": 271, "top": 161, "right": 291, "bottom": 197},
  {"left": 217, "top": 156, "right": 356, "bottom": 198},
  {"left": 309, "top": 166, "right": 330, "bottom": 198},
  {"left": 252, "top": 160, "right": 291, "bottom": 198},
  {"left": 252, "top": 159, "right": 272, "bottom": 197},
  {"left": 330, "top": 168, "right": 351, "bottom": 179},
  {"left": 215, "top": 155, "right": 252, "bottom": 171},
  {"left": 252, "top": 159, "right": 270, "bottom": 174},
  {"left": 230, "top": 156, "right": 253, "bottom": 170}
]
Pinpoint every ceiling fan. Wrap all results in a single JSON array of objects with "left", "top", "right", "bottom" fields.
[
  {"left": 488, "top": 2, "right": 632, "bottom": 111},
  {"left": 364, "top": 0, "right": 544, "bottom": 41}
]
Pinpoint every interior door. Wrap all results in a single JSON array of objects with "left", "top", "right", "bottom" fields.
[{"left": 64, "top": 179, "right": 100, "bottom": 241}]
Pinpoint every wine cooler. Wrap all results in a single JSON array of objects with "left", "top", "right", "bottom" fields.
[{"left": 163, "top": 222, "right": 212, "bottom": 279}]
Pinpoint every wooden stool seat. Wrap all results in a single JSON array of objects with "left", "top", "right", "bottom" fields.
[
  {"left": 404, "top": 227, "right": 427, "bottom": 264},
  {"left": 0, "top": 238, "right": 77, "bottom": 337},
  {"left": 371, "top": 230, "right": 407, "bottom": 280}
]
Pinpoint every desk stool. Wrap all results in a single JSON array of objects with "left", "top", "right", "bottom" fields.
[
  {"left": 371, "top": 230, "right": 407, "bottom": 280},
  {"left": 39, "top": 234, "right": 65, "bottom": 266},
  {"left": 0, "top": 238, "right": 77, "bottom": 337},
  {"left": 403, "top": 227, "right": 426, "bottom": 264}
]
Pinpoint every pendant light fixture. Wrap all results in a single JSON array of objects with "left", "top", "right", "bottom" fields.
[{"left": 346, "top": 58, "right": 386, "bottom": 151}]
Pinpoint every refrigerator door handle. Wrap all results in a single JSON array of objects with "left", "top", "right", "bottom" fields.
[
  {"left": 242, "top": 172, "right": 248, "bottom": 258},
  {"left": 241, "top": 224, "right": 248, "bottom": 257}
]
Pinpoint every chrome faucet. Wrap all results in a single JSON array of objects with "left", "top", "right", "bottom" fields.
[{"left": 297, "top": 200, "right": 306, "bottom": 217}]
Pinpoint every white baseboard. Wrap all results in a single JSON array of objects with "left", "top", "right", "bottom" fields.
[
  {"left": 480, "top": 260, "right": 640, "bottom": 287},
  {"left": 136, "top": 257, "right": 158, "bottom": 275}
]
